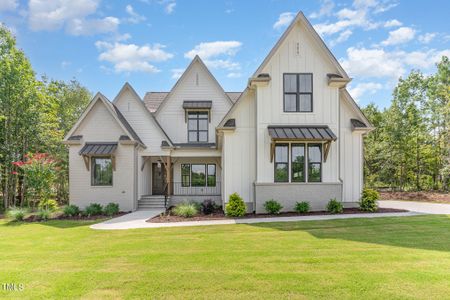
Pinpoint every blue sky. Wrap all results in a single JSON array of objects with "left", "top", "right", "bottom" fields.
[{"left": 1, "top": 0, "right": 449, "bottom": 108}]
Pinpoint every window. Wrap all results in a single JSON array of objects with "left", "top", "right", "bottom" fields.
[
  {"left": 283, "top": 73, "right": 313, "bottom": 112},
  {"left": 308, "top": 144, "right": 322, "bottom": 182},
  {"left": 274, "top": 144, "right": 289, "bottom": 182},
  {"left": 181, "top": 164, "right": 190, "bottom": 187},
  {"left": 291, "top": 144, "right": 305, "bottom": 182},
  {"left": 91, "top": 157, "right": 113, "bottom": 186},
  {"left": 188, "top": 112, "right": 208, "bottom": 142},
  {"left": 181, "top": 164, "right": 216, "bottom": 187},
  {"left": 273, "top": 143, "right": 322, "bottom": 183}
]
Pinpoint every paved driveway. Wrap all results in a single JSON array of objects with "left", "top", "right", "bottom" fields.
[{"left": 379, "top": 200, "right": 450, "bottom": 214}]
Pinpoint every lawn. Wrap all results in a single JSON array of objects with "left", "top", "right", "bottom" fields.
[{"left": 1, "top": 215, "right": 450, "bottom": 299}]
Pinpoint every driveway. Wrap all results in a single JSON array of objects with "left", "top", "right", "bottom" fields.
[{"left": 379, "top": 200, "right": 450, "bottom": 214}]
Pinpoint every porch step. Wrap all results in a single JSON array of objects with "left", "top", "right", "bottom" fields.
[{"left": 138, "top": 195, "right": 167, "bottom": 210}]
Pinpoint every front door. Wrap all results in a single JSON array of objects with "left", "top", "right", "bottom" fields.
[{"left": 152, "top": 163, "right": 166, "bottom": 195}]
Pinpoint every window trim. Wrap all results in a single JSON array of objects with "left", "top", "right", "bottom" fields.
[
  {"left": 181, "top": 164, "right": 191, "bottom": 187},
  {"left": 274, "top": 144, "right": 289, "bottom": 183},
  {"left": 181, "top": 163, "right": 216, "bottom": 187},
  {"left": 91, "top": 156, "right": 113, "bottom": 187},
  {"left": 307, "top": 144, "right": 322, "bottom": 182},
  {"left": 187, "top": 111, "right": 209, "bottom": 143},
  {"left": 291, "top": 143, "right": 306, "bottom": 182},
  {"left": 283, "top": 73, "right": 313, "bottom": 113}
]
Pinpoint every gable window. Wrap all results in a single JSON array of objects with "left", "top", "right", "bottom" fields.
[
  {"left": 283, "top": 73, "right": 313, "bottom": 112},
  {"left": 188, "top": 112, "right": 208, "bottom": 142},
  {"left": 91, "top": 157, "right": 113, "bottom": 186},
  {"left": 273, "top": 143, "right": 322, "bottom": 183},
  {"left": 181, "top": 164, "right": 216, "bottom": 187}
]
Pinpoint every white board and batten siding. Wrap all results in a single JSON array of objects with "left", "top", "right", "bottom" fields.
[{"left": 69, "top": 100, "right": 137, "bottom": 211}]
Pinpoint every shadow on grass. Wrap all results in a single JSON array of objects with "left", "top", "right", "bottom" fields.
[
  {"left": 3, "top": 219, "right": 102, "bottom": 228},
  {"left": 248, "top": 214, "right": 450, "bottom": 252}
]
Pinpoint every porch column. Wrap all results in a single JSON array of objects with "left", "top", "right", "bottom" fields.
[{"left": 167, "top": 156, "right": 172, "bottom": 195}]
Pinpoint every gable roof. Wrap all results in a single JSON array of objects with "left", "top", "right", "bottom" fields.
[
  {"left": 253, "top": 11, "right": 349, "bottom": 79},
  {"left": 112, "top": 82, "right": 174, "bottom": 146},
  {"left": 340, "top": 89, "right": 374, "bottom": 130},
  {"left": 63, "top": 92, "right": 145, "bottom": 147},
  {"left": 154, "top": 55, "right": 234, "bottom": 115}
]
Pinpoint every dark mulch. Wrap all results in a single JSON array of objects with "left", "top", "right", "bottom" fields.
[
  {"left": 380, "top": 191, "right": 450, "bottom": 203},
  {"left": 23, "top": 212, "right": 128, "bottom": 222},
  {"left": 148, "top": 207, "right": 408, "bottom": 223}
]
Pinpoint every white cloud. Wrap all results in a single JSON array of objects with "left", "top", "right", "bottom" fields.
[
  {"left": 227, "top": 72, "right": 242, "bottom": 78},
  {"left": 185, "top": 41, "right": 242, "bottom": 71},
  {"left": 165, "top": 2, "right": 176, "bottom": 14},
  {"left": 348, "top": 82, "right": 383, "bottom": 101},
  {"left": 28, "top": 0, "right": 119, "bottom": 36},
  {"left": 61, "top": 60, "right": 71, "bottom": 69},
  {"left": 384, "top": 19, "right": 402, "bottom": 27},
  {"left": 273, "top": 12, "right": 295, "bottom": 30},
  {"left": 0, "top": 0, "right": 18, "bottom": 12},
  {"left": 205, "top": 59, "right": 240, "bottom": 70},
  {"left": 95, "top": 41, "right": 173, "bottom": 73},
  {"left": 418, "top": 32, "right": 436, "bottom": 44},
  {"left": 309, "top": 0, "right": 335, "bottom": 19},
  {"left": 125, "top": 5, "right": 146, "bottom": 24},
  {"left": 381, "top": 26, "right": 415, "bottom": 46},
  {"left": 171, "top": 68, "right": 184, "bottom": 79},
  {"left": 330, "top": 29, "right": 352, "bottom": 46}
]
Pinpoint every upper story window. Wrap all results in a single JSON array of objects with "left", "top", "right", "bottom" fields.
[
  {"left": 188, "top": 111, "right": 208, "bottom": 142},
  {"left": 283, "top": 73, "right": 313, "bottom": 112}
]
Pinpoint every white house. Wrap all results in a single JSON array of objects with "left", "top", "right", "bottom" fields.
[{"left": 63, "top": 12, "right": 373, "bottom": 213}]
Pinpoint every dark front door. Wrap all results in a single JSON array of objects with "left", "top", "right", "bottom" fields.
[{"left": 152, "top": 163, "right": 166, "bottom": 195}]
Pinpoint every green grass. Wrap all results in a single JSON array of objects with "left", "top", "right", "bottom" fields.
[{"left": 1, "top": 215, "right": 450, "bottom": 299}]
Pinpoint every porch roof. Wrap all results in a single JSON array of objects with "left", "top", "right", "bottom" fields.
[{"left": 267, "top": 125, "right": 337, "bottom": 141}]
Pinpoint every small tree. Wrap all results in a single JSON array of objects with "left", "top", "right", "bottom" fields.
[
  {"left": 225, "top": 193, "right": 246, "bottom": 217},
  {"left": 12, "top": 153, "right": 57, "bottom": 208}
]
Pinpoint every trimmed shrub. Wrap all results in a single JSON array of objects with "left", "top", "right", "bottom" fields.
[
  {"left": 85, "top": 203, "right": 103, "bottom": 216},
  {"left": 37, "top": 209, "right": 51, "bottom": 221},
  {"left": 201, "top": 199, "right": 217, "bottom": 214},
  {"left": 295, "top": 201, "right": 310, "bottom": 213},
  {"left": 38, "top": 199, "right": 59, "bottom": 212},
  {"left": 173, "top": 202, "right": 198, "bottom": 218},
  {"left": 327, "top": 198, "right": 343, "bottom": 214},
  {"left": 63, "top": 205, "right": 80, "bottom": 217},
  {"left": 104, "top": 203, "right": 120, "bottom": 216},
  {"left": 225, "top": 193, "right": 246, "bottom": 217},
  {"left": 359, "top": 188, "right": 379, "bottom": 212},
  {"left": 7, "top": 207, "right": 27, "bottom": 221},
  {"left": 264, "top": 199, "right": 283, "bottom": 214}
]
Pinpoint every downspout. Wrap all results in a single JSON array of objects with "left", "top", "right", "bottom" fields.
[{"left": 338, "top": 89, "right": 344, "bottom": 202}]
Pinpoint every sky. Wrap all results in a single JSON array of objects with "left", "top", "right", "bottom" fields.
[{"left": 0, "top": 0, "right": 449, "bottom": 108}]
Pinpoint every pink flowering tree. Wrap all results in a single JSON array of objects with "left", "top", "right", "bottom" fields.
[{"left": 12, "top": 153, "right": 57, "bottom": 208}]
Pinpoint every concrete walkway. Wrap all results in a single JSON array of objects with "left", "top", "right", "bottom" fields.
[
  {"left": 91, "top": 210, "right": 419, "bottom": 230},
  {"left": 379, "top": 200, "right": 450, "bottom": 214}
]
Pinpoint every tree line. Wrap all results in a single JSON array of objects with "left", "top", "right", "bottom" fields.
[
  {"left": 0, "top": 26, "right": 90, "bottom": 209},
  {"left": 362, "top": 57, "right": 449, "bottom": 192}
]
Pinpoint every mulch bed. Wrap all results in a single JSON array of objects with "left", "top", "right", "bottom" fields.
[
  {"left": 380, "top": 191, "right": 450, "bottom": 203},
  {"left": 148, "top": 207, "right": 408, "bottom": 223},
  {"left": 22, "top": 212, "right": 128, "bottom": 223}
]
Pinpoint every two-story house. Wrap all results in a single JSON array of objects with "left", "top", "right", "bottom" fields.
[{"left": 63, "top": 12, "right": 373, "bottom": 213}]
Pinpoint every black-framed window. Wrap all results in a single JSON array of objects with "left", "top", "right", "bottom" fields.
[
  {"left": 188, "top": 112, "right": 208, "bottom": 142},
  {"left": 182, "top": 164, "right": 216, "bottom": 187},
  {"left": 181, "top": 164, "right": 190, "bottom": 187},
  {"left": 91, "top": 157, "right": 113, "bottom": 186},
  {"left": 283, "top": 73, "right": 313, "bottom": 112},
  {"left": 308, "top": 144, "right": 322, "bottom": 182},
  {"left": 291, "top": 144, "right": 305, "bottom": 182},
  {"left": 274, "top": 144, "right": 289, "bottom": 182}
]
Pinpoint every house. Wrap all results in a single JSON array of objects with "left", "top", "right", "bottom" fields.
[{"left": 63, "top": 12, "right": 373, "bottom": 213}]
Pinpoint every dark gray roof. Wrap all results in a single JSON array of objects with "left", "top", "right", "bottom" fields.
[
  {"left": 68, "top": 135, "right": 83, "bottom": 141},
  {"left": 143, "top": 92, "right": 241, "bottom": 113},
  {"left": 223, "top": 119, "right": 236, "bottom": 127},
  {"left": 79, "top": 143, "right": 118, "bottom": 156},
  {"left": 112, "top": 104, "right": 144, "bottom": 145},
  {"left": 119, "top": 135, "right": 131, "bottom": 141},
  {"left": 268, "top": 126, "right": 337, "bottom": 141},
  {"left": 183, "top": 100, "right": 212, "bottom": 109},
  {"left": 173, "top": 143, "right": 216, "bottom": 148},
  {"left": 327, "top": 73, "right": 343, "bottom": 79},
  {"left": 161, "top": 140, "right": 171, "bottom": 147},
  {"left": 351, "top": 118, "right": 367, "bottom": 128}
]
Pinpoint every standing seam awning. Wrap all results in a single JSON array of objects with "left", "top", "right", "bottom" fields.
[
  {"left": 268, "top": 126, "right": 337, "bottom": 141},
  {"left": 79, "top": 143, "right": 118, "bottom": 156},
  {"left": 182, "top": 101, "right": 212, "bottom": 109}
]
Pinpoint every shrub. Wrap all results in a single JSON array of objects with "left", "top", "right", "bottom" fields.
[
  {"left": 63, "top": 205, "right": 80, "bottom": 217},
  {"left": 264, "top": 199, "right": 283, "bottom": 214},
  {"left": 7, "top": 207, "right": 27, "bottom": 221},
  {"left": 295, "top": 201, "right": 310, "bottom": 213},
  {"left": 37, "top": 209, "right": 51, "bottom": 221},
  {"left": 225, "top": 193, "right": 246, "bottom": 217},
  {"left": 85, "top": 203, "right": 103, "bottom": 216},
  {"left": 38, "top": 199, "right": 59, "bottom": 212},
  {"left": 201, "top": 199, "right": 217, "bottom": 214},
  {"left": 173, "top": 202, "right": 198, "bottom": 218},
  {"left": 104, "top": 203, "right": 120, "bottom": 216},
  {"left": 359, "top": 188, "right": 379, "bottom": 212},
  {"left": 326, "top": 198, "right": 343, "bottom": 214}
]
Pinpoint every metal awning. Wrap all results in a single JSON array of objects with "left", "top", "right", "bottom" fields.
[
  {"left": 268, "top": 126, "right": 337, "bottom": 163},
  {"left": 79, "top": 143, "right": 118, "bottom": 156},
  {"left": 182, "top": 100, "right": 212, "bottom": 109},
  {"left": 268, "top": 126, "right": 337, "bottom": 141}
]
